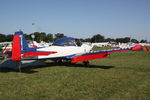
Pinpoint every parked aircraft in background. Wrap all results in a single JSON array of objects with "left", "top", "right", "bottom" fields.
[{"left": 0, "top": 42, "right": 12, "bottom": 50}]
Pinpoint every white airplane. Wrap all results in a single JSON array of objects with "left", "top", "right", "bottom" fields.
[
  {"left": 0, "top": 42, "right": 12, "bottom": 51},
  {"left": 0, "top": 31, "right": 141, "bottom": 70}
]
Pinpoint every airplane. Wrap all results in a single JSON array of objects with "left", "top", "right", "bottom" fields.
[
  {"left": 0, "top": 42, "right": 12, "bottom": 52},
  {"left": 0, "top": 31, "right": 141, "bottom": 70}
]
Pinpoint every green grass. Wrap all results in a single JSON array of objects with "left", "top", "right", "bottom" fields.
[{"left": 0, "top": 49, "right": 150, "bottom": 100}]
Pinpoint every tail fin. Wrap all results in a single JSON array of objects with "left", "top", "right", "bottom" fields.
[
  {"left": 12, "top": 31, "right": 57, "bottom": 61},
  {"left": 12, "top": 31, "right": 37, "bottom": 61},
  {"left": 12, "top": 31, "right": 25, "bottom": 61}
]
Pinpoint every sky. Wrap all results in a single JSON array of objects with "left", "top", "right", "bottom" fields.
[{"left": 0, "top": 0, "right": 150, "bottom": 41}]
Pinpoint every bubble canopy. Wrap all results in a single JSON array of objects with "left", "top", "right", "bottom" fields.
[{"left": 52, "top": 37, "right": 82, "bottom": 46}]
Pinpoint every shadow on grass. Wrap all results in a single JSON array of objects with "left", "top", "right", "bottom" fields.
[
  {"left": 0, "top": 62, "right": 114, "bottom": 73},
  {"left": 0, "top": 68, "right": 38, "bottom": 74},
  {"left": 45, "top": 62, "right": 115, "bottom": 69}
]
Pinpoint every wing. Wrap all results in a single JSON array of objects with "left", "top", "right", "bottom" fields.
[{"left": 67, "top": 45, "right": 141, "bottom": 63}]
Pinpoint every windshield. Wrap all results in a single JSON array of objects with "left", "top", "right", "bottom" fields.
[{"left": 52, "top": 37, "right": 82, "bottom": 46}]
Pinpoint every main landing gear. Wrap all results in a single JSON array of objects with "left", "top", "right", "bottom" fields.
[{"left": 83, "top": 61, "right": 90, "bottom": 67}]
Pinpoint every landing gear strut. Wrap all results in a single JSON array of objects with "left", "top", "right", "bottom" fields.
[
  {"left": 83, "top": 61, "right": 90, "bottom": 67},
  {"left": 17, "top": 61, "right": 22, "bottom": 72}
]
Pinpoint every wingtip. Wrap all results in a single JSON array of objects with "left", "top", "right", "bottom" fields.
[{"left": 132, "top": 45, "right": 142, "bottom": 51}]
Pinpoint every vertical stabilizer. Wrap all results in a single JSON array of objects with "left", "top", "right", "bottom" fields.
[{"left": 12, "top": 31, "right": 24, "bottom": 61}]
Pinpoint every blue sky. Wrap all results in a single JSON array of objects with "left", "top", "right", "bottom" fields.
[{"left": 0, "top": 0, "right": 150, "bottom": 41}]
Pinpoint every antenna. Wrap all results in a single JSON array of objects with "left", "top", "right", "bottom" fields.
[{"left": 32, "top": 23, "right": 35, "bottom": 42}]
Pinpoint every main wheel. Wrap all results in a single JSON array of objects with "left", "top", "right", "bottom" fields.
[{"left": 83, "top": 61, "right": 90, "bottom": 67}]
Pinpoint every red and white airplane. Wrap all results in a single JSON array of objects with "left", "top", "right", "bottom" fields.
[{"left": 0, "top": 31, "right": 141, "bottom": 70}]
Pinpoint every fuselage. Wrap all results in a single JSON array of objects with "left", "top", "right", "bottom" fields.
[{"left": 36, "top": 44, "right": 92, "bottom": 59}]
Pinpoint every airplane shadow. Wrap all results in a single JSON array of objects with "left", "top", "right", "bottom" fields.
[
  {"left": 0, "top": 67, "right": 38, "bottom": 74},
  {"left": 0, "top": 62, "right": 114, "bottom": 74},
  {"left": 45, "top": 62, "right": 114, "bottom": 69}
]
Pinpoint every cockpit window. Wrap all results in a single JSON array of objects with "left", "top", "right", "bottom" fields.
[
  {"left": 52, "top": 37, "right": 82, "bottom": 46},
  {"left": 64, "top": 40, "right": 76, "bottom": 46}
]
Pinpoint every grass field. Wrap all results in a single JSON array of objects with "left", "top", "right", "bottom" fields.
[{"left": 0, "top": 49, "right": 150, "bottom": 100}]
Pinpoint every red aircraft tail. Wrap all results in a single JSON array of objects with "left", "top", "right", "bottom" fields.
[
  {"left": 12, "top": 32, "right": 21, "bottom": 61},
  {"left": 12, "top": 31, "right": 56, "bottom": 61}
]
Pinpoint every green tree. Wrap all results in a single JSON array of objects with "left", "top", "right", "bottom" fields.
[
  {"left": 24, "top": 34, "right": 32, "bottom": 40},
  {"left": 31, "top": 32, "right": 42, "bottom": 42},
  {"left": 123, "top": 37, "right": 130, "bottom": 43},
  {"left": 91, "top": 34, "right": 105, "bottom": 43},
  {"left": 115, "top": 37, "right": 130, "bottom": 43},
  {"left": 55, "top": 33, "right": 66, "bottom": 41},
  {"left": 84, "top": 38, "right": 91, "bottom": 42},
  {"left": 45, "top": 33, "right": 53, "bottom": 42},
  {"left": 0, "top": 33, "right": 6, "bottom": 42},
  {"left": 40, "top": 32, "right": 47, "bottom": 41},
  {"left": 105, "top": 38, "right": 115, "bottom": 42},
  {"left": 131, "top": 39, "right": 139, "bottom": 43},
  {"left": 6, "top": 34, "right": 13, "bottom": 41},
  {"left": 140, "top": 40, "right": 147, "bottom": 43}
]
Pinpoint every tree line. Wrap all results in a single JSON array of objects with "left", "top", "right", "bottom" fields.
[{"left": 0, "top": 32, "right": 147, "bottom": 43}]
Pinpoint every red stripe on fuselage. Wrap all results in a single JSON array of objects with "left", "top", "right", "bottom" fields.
[{"left": 12, "top": 35, "right": 21, "bottom": 61}]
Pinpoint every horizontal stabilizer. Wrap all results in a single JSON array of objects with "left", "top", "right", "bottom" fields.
[
  {"left": 0, "top": 58, "right": 47, "bottom": 69},
  {"left": 23, "top": 51, "right": 57, "bottom": 57}
]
